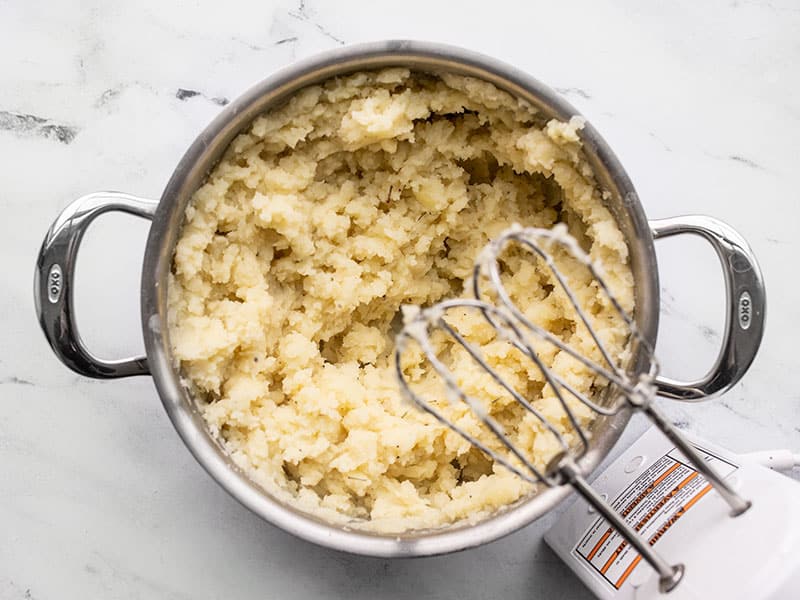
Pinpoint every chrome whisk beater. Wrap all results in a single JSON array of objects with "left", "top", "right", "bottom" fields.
[{"left": 394, "top": 224, "right": 751, "bottom": 593}]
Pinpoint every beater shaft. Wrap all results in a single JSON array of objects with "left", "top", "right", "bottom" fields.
[
  {"left": 642, "top": 401, "right": 751, "bottom": 516},
  {"left": 558, "top": 456, "right": 685, "bottom": 593}
]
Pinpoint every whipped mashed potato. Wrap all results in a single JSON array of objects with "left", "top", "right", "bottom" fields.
[{"left": 167, "top": 69, "right": 634, "bottom": 532}]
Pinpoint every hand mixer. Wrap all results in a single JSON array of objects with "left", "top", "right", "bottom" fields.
[{"left": 394, "top": 224, "right": 800, "bottom": 598}]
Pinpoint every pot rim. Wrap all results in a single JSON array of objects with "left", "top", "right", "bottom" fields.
[{"left": 140, "top": 40, "right": 658, "bottom": 557}]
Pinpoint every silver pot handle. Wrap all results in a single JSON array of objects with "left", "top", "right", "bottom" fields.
[
  {"left": 34, "top": 192, "right": 158, "bottom": 378},
  {"left": 649, "top": 215, "right": 765, "bottom": 401}
]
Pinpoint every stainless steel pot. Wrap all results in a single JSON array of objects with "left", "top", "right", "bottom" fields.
[{"left": 34, "top": 41, "right": 765, "bottom": 557}]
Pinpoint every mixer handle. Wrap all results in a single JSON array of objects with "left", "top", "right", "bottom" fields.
[{"left": 649, "top": 215, "right": 765, "bottom": 401}]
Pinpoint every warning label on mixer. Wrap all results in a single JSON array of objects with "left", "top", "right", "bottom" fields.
[{"left": 573, "top": 445, "right": 738, "bottom": 590}]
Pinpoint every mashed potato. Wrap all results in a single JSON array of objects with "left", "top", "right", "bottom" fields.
[{"left": 167, "top": 69, "right": 634, "bottom": 532}]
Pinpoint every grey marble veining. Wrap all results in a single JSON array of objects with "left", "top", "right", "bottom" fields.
[{"left": 2, "top": 1, "right": 799, "bottom": 598}]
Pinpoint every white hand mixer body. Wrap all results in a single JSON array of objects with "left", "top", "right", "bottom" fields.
[
  {"left": 394, "top": 224, "right": 800, "bottom": 598},
  {"left": 546, "top": 426, "right": 800, "bottom": 599}
]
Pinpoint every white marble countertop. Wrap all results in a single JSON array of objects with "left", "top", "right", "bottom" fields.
[{"left": 2, "top": 1, "right": 799, "bottom": 598}]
